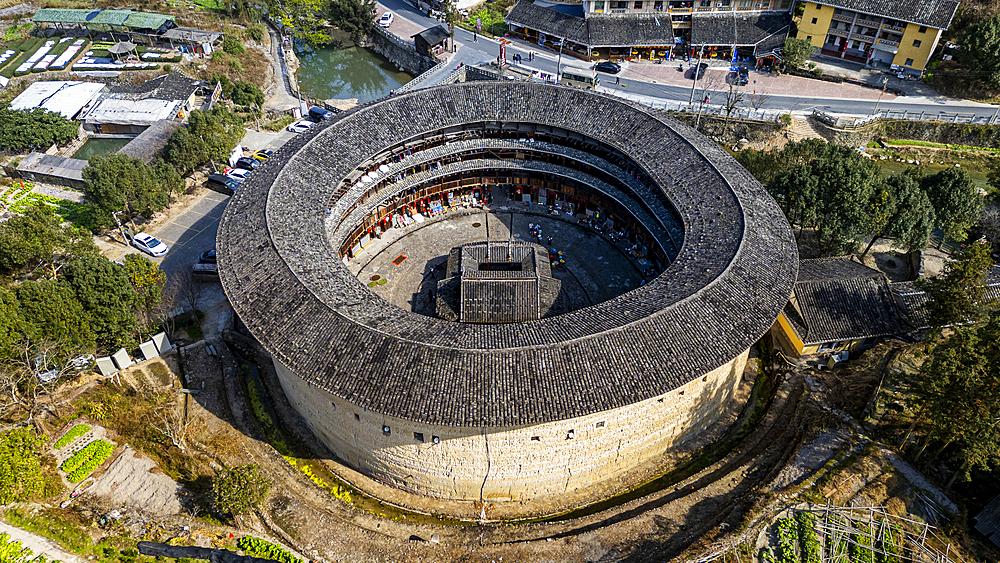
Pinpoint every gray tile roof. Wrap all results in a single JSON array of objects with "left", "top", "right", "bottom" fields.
[
  {"left": 110, "top": 73, "right": 199, "bottom": 102},
  {"left": 816, "top": 0, "right": 959, "bottom": 30},
  {"left": 892, "top": 265, "right": 1000, "bottom": 329},
  {"left": 789, "top": 258, "right": 909, "bottom": 344},
  {"left": 976, "top": 494, "right": 1000, "bottom": 549},
  {"left": 797, "top": 256, "right": 882, "bottom": 282},
  {"left": 506, "top": 1, "right": 674, "bottom": 47},
  {"left": 217, "top": 82, "right": 797, "bottom": 427},
  {"left": 691, "top": 11, "right": 791, "bottom": 50},
  {"left": 413, "top": 25, "right": 451, "bottom": 45},
  {"left": 586, "top": 14, "right": 674, "bottom": 47}
]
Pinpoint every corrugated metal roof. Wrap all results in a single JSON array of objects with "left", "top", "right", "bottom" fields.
[
  {"left": 9, "top": 81, "right": 105, "bottom": 119},
  {"left": 32, "top": 8, "right": 102, "bottom": 24},
  {"left": 123, "top": 11, "right": 176, "bottom": 30},
  {"left": 31, "top": 8, "right": 175, "bottom": 30}
]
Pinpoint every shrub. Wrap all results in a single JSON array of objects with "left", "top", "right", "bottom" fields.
[
  {"left": 777, "top": 517, "right": 797, "bottom": 563},
  {"left": 60, "top": 439, "right": 113, "bottom": 481},
  {"left": 163, "top": 63, "right": 171, "bottom": 73},
  {"left": 797, "top": 512, "right": 820, "bottom": 563},
  {"left": 222, "top": 35, "right": 245, "bottom": 55},
  {"left": 811, "top": 68, "right": 824, "bottom": 76},
  {"left": 213, "top": 464, "right": 271, "bottom": 516},
  {"left": 235, "top": 536, "right": 301, "bottom": 563},
  {"left": 779, "top": 114, "right": 792, "bottom": 127},
  {"left": 54, "top": 424, "right": 90, "bottom": 449}
]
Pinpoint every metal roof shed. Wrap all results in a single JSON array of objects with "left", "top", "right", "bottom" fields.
[{"left": 9, "top": 81, "right": 105, "bottom": 119}]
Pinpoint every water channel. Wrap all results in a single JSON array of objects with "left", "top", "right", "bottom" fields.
[{"left": 295, "top": 35, "right": 413, "bottom": 104}]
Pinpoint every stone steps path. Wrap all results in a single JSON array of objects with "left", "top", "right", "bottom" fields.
[{"left": 787, "top": 114, "right": 826, "bottom": 142}]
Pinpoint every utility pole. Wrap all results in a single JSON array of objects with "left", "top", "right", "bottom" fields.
[
  {"left": 557, "top": 37, "right": 564, "bottom": 78},
  {"left": 112, "top": 210, "right": 128, "bottom": 244},
  {"left": 991, "top": 104, "right": 1000, "bottom": 125},
  {"left": 872, "top": 76, "right": 888, "bottom": 116},
  {"left": 687, "top": 47, "right": 704, "bottom": 107}
]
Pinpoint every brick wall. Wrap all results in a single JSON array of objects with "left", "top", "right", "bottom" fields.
[{"left": 274, "top": 349, "right": 748, "bottom": 502}]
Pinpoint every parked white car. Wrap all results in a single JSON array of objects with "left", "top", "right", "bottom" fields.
[
  {"left": 286, "top": 119, "right": 316, "bottom": 133},
  {"left": 132, "top": 232, "right": 168, "bottom": 257},
  {"left": 225, "top": 167, "right": 251, "bottom": 182},
  {"left": 378, "top": 12, "right": 394, "bottom": 27}
]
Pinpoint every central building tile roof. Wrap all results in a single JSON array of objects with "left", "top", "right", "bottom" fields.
[{"left": 217, "top": 82, "right": 797, "bottom": 428}]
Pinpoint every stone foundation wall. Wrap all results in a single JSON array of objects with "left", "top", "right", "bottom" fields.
[
  {"left": 274, "top": 349, "right": 748, "bottom": 502},
  {"left": 367, "top": 25, "right": 435, "bottom": 77}
]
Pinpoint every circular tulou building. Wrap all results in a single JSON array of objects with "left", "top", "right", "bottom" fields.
[{"left": 218, "top": 82, "right": 797, "bottom": 511}]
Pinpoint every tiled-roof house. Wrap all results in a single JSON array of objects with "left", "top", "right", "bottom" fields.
[
  {"left": 794, "top": 0, "right": 959, "bottom": 75},
  {"left": 772, "top": 257, "right": 912, "bottom": 357}
]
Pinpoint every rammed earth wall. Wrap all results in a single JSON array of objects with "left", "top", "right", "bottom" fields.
[{"left": 274, "top": 350, "right": 748, "bottom": 502}]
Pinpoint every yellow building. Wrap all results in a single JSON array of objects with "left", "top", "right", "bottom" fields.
[
  {"left": 794, "top": 0, "right": 959, "bottom": 75},
  {"left": 771, "top": 258, "right": 911, "bottom": 358}
]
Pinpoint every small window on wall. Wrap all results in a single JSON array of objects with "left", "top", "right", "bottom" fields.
[
  {"left": 912, "top": 39, "right": 921, "bottom": 47},
  {"left": 806, "top": 35, "right": 812, "bottom": 41},
  {"left": 595, "top": 421, "right": 605, "bottom": 428},
  {"left": 382, "top": 425, "right": 391, "bottom": 435},
  {"left": 354, "top": 413, "right": 360, "bottom": 421},
  {"left": 919, "top": 26, "right": 927, "bottom": 33},
  {"left": 531, "top": 436, "right": 541, "bottom": 441},
  {"left": 811, "top": 17, "right": 817, "bottom": 24},
  {"left": 414, "top": 432, "right": 424, "bottom": 442},
  {"left": 594, "top": 1, "right": 605, "bottom": 9},
  {"left": 904, "top": 58, "right": 914, "bottom": 66},
  {"left": 634, "top": 1, "right": 643, "bottom": 8},
  {"left": 330, "top": 401, "right": 337, "bottom": 410},
  {"left": 818, "top": 341, "right": 837, "bottom": 352}
]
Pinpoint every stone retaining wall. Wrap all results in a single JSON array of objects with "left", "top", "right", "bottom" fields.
[
  {"left": 367, "top": 25, "right": 435, "bottom": 76},
  {"left": 274, "top": 349, "right": 748, "bottom": 502}
]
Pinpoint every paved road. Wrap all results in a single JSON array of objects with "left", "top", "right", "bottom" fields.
[
  {"left": 129, "top": 131, "right": 295, "bottom": 281},
  {"left": 377, "top": 2, "right": 998, "bottom": 120}
]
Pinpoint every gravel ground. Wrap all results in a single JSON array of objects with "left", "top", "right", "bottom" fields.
[{"left": 88, "top": 446, "right": 185, "bottom": 517}]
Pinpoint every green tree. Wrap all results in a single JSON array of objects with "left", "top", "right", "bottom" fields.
[
  {"left": 164, "top": 128, "right": 210, "bottom": 176},
  {"left": 328, "top": 0, "right": 377, "bottom": 39},
  {"left": 231, "top": 80, "right": 265, "bottom": 107},
  {"left": 152, "top": 158, "right": 185, "bottom": 197},
  {"left": 0, "top": 204, "right": 62, "bottom": 274},
  {"left": 915, "top": 240, "right": 994, "bottom": 329},
  {"left": 15, "top": 280, "right": 94, "bottom": 352},
  {"left": 83, "top": 154, "right": 173, "bottom": 226},
  {"left": 213, "top": 464, "right": 272, "bottom": 516},
  {"left": 911, "top": 310, "right": 1000, "bottom": 487},
  {"left": 271, "top": 0, "right": 333, "bottom": 45},
  {"left": 782, "top": 37, "right": 814, "bottom": 69},
  {"left": 860, "top": 173, "right": 936, "bottom": 257},
  {"left": 0, "top": 102, "right": 79, "bottom": 152},
  {"left": 957, "top": 14, "right": 1000, "bottom": 86},
  {"left": 922, "top": 168, "right": 983, "bottom": 243},
  {"left": 767, "top": 144, "right": 881, "bottom": 253},
  {"left": 0, "top": 287, "right": 27, "bottom": 360},
  {"left": 0, "top": 204, "right": 96, "bottom": 276},
  {"left": 123, "top": 254, "right": 166, "bottom": 327},
  {"left": 62, "top": 255, "right": 139, "bottom": 350},
  {"left": 0, "top": 429, "right": 46, "bottom": 504},
  {"left": 186, "top": 107, "right": 245, "bottom": 165}
]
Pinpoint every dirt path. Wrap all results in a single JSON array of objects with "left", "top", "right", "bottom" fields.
[
  {"left": 262, "top": 20, "right": 300, "bottom": 111},
  {"left": 0, "top": 521, "right": 85, "bottom": 563}
]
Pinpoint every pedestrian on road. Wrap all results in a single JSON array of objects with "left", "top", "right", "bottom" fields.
[
  {"left": 615, "top": 76, "right": 620, "bottom": 85},
  {"left": 529, "top": 51, "right": 533, "bottom": 61},
  {"left": 473, "top": 31, "right": 477, "bottom": 42}
]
